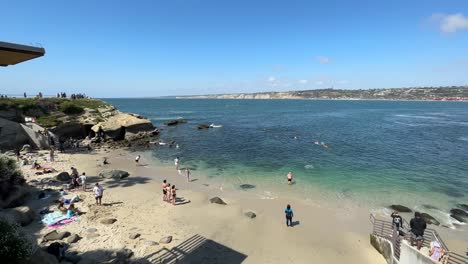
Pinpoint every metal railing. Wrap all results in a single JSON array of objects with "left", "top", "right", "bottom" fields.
[{"left": 370, "top": 214, "right": 468, "bottom": 264}]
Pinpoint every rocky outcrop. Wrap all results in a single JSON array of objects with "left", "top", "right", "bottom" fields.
[
  {"left": 99, "top": 170, "right": 129, "bottom": 179},
  {"left": 389, "top": 205, "right": 412, "bottom": 213},
  {"left": 0, "top": 118, "right": 31, "bottom": 151},
  {"left": 91, "top": 113, "right": 154, "bottom": 140},
  {"left": 0, "top": 206, "right": 35, "bottom": 226},
  {"left": 51, "top": 122, "right": 86, "bottom": 140},
  {"left": 450, "top": 208, "right": 468, "bottom": 222},
  {"left": 56, "top": 172, "right": 71, "bottom": 182}
]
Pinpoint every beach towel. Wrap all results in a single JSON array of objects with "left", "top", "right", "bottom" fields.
[
  {"left": 48, "top": 217, "right": 78, "bottom": 229},
  {"left": 41, "top": 211, "right": 77, "bottom": 227}
]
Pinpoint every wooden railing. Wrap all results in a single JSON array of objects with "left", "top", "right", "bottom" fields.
[{"left": 370, "top": 214, "right": 468, "bottom": 264}]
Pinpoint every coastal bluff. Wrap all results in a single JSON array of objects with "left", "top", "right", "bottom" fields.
[{"left": 0, "top": 98, "right": 156, "bottom": 151}]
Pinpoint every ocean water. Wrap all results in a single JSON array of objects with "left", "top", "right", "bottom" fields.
[{"left": 104, "top": 99, "right": 468, "bottom": 223}]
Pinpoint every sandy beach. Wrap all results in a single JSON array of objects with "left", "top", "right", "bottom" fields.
[{"left": 15, "top": 147, "right": 398, "bottom": 264}]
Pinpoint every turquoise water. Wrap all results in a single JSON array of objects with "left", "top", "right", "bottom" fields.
[{"left": 104, "top": 99, "right": 468, "bottom": 216}]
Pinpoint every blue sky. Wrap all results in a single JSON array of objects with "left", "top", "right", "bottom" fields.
[{"left": 1, "top": 0, "right": 468, "bottom": 97}]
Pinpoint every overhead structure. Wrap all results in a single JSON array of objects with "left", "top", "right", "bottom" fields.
[{"left": 0, "top": 41, "right": 45, "bottom": 67}]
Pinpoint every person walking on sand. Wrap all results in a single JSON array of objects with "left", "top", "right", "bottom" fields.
[
  {"left": 79, "top": 172, "right": 87, "bottom": 191},
  {"left": 93, "top": 183, "right": 104, "bottom": 205},
  {"left": 185, "top": 167, "right": 191, "bottom": 182},
  {"left": 49, "top": 148, "right": 55, "bottom": 162},
  {"left": 174, "top": 157, "right": 180, "bottom": 170},
  {"left": 287, "top": 172, "right": 293, "bottom": 185},
  {"left": 135, "top": 155, "right": 140, "bottom": 165},
  {"left": 162, "top": 180, "right": 168, "bottom": 201},
  {"left": 285, "top": 204, "right": 294, "bottom": 227},
  {"left": 171, "top": 185, "right": 177, "bottom": 205}
]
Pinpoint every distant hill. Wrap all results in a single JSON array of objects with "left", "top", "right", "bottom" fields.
[{"left": 177, "top": 86, "right": 468, "bottom": 101}]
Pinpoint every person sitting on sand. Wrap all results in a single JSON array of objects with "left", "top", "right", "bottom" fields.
[
  {"left": 32, "top": 160, "right": 41, "bottom": 169},
  {"left": 171, "top": 185, "right": 177, "bottom": 205},
  {"left": 79, "top": 172, "right": 87, "bottom": 191},
  {"left": 185, "top": 168, "right": 191, "bottom": 182},
  {"left": 285, "top": 204, "right": 294, "bottom": 227},
  {"left": 162, "top": 180, "right": 168, "bottom": 201},
  {"left": 57, "top": 202, "right": 67, "bottom": 214},
  {"left": 135, "top": 155, "right": 140, "bottom": 165},
  {"left": 93, "top": 183, "right": 104, "bottom": 205},
  {"left": 287, "top": 172, "right": 293, "bottom": 185},
  {"left": 67, "top": 203, "right": 81, "bottom": 216}
]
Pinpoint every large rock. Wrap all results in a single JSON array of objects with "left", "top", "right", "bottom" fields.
[
  {"left": 389, "top": 205, "right": 412, "bottom": 213},
  {"left": 0, "top": 206, "right": 35, "bottom": 226},
  {"left": 197, "top": 124, "right": 210, "bottom": 130},
  {"left": 0, "top": 118, "right": 31, "bottom": 151},
  {"left": 450, "top": 214, "right": 466, "bottom": 223},
  {"left": 29, "top": 248, "right": 59, "bottom": 264},
  {"left": 450, "top": 208, "right": 468, "bottom": 218},
  {"left": 99, "top": 170, "right": 129, "bottom": 179},
  {"left": 209, "top": 197, "right": 227, "bottom": 205},
  {"left": 44, "top": 230, "right": 71, "bottom": 241},
  {"left": 67, "top": 234, "right": 81, "bottom": 243},
  {"left": 159, "top": 236, "right": 172, "bottom": 244},
  {"left": 421, "top": 213, "right": 440, "bottom": 226},
  {"left": 51, "top": 122, "right": 86, "bottom": 140},
  {"left": 91, "top": 113, "right": 154, "bottom": 140},
  {"left": 56, "top": 172, "right": 71, "bottom": 181}
]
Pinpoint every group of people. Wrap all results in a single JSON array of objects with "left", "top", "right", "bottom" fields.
[
  {"left": 69, "top": 167, "right": 87, "bottom": 191},
  {"left": 162, "top": 180, "right": 177, "bottom": 205},
  {"left": 391, "top": 211, "right": 449, "bottom": 263}
]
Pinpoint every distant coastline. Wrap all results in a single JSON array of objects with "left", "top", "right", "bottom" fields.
[{"left": 176, "top": 86, "right": 468, "bottom": 101}]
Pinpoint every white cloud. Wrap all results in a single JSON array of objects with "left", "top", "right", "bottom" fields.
[
  {"left": 267, "top": 76, "right": 276, "bottom": 82},
  {"left": 316, "top": 56, "right": 331, "bottom": 64},
  {"left": 431, "top": 13, "right": 468, "bottom": 33},
  {"left": 298, "top": 79, "right": 308, "bottom": 84}
]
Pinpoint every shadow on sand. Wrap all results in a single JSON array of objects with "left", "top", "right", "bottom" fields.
[{"left": 141, "top": 234, "right": 247, "bottom": 264}]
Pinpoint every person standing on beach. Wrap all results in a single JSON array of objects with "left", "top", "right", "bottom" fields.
[
  {"left": 174, "top": 157, "right": 180, "bottom": 170},
  {"left": 165, "top": 183, "right": 171, "bottom": 202},
  {"left": 162, "top": 180, "right": 168, "bottom": 201},
  {"left": 287, "top": 172, "right": 293, "bottom": 185},
  {"left": 410, "top": 212, "right": 427, "bottom": 250},
  {"left": 135, "top": 155, "right": 140, "bottom": 165},
  {"left": 391, "top": 211, "right": 403, "bottom": 234},
  {"left": 171, "top": 185, "right": 177, "bottom": 205},
  {"left": 49, "top": 148, "right": 55, "bottom": 162},
  {"left": 93, "top": 183, "right": 104, "bottom": 205},
  {"left": 79, "top": 172, "right": 87, "bottom": 191},
  {"left": 285, "top": 204, "right": 294, "bottom": 227},
  {"left": 185, "top": 168, "right": 191, "bottom": 182}
]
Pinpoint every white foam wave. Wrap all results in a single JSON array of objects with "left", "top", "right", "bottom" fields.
[
  {"left": 394, "top": 114, "right": 442, "bottom": 120},
  {"left": 304, "top": 164, "right": 314, "bottom": 169},
  {"left": 460, "top": 136, "right": 468, "bottom": 142}
]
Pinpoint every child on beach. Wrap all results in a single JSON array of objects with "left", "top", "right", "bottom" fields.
[
  {"left": 79, "top": 172, "right": 87, "bottom": 191},
  {"left": 185, "top": 168, "right": 190, "bottom": 182},
  {"left": 162, "top": 180, "right": 168, "bottom": 201},
  {"left": 93, "top": 183, "right": 104, "bottom": 205},
  {"left": 285, "top": 204, "right": 294, "bottom": 227}
]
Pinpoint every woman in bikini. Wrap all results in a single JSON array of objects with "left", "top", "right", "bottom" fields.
[
  {"left": 165, "top": 183, "right": 171, "bottom": 202},
  {"left": 162, "top": 180, "right": 168, "bottom": 201},
  {"left": 171, "top": 185, "right": 177, "bottom": 206}
]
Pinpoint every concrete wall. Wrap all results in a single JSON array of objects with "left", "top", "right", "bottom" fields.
[
  {"left": 370, "top": 234, "right": 395, "bottom": 264},
  {"left": 399, "top": 241, "right": 438, "bottom": 264}
]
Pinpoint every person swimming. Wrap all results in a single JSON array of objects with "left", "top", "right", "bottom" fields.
[{"left": 287, "top": 172, "right": 293, "bottom": 185}]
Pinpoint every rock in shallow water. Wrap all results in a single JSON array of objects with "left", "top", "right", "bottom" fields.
[
  {"left": 209, "top": 197, "right": 227, "bottom": 205},
  {"left": 450, "top": 208, "right": 468, "bottom": 218},
  {"left": 240, "top": 184, "right": 255, "bottom": 190},
  {"left": 99, "top": 170, "right": 129, "bottom": 179},
  {"left": 389, "top": 205, "right": 412, "bottom": 213},
  {"left": 421, "top": 213, "right": 440, "bottom": 226},
  {"left": 245, "top": 211, "right": 257, "bottom": 219}
]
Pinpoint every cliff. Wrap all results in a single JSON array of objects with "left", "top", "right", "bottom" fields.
[{"left": 177, "top": 86, "right": 468, "bottom": 101}]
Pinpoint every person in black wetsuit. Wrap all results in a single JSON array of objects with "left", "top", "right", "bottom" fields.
[{"left": 410, "top": 212, "right": 427, "bottom": 250}]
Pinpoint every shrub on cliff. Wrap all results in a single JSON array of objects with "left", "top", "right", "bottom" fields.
[
  {"left": 0, "top": 155, "right": 26, "bottom": 201},
  {"left": 59, "top": 101, "right": 84, "bottom": 115},
  {"left": 0, "top": 218, "right": 34, "bottom": 263}
]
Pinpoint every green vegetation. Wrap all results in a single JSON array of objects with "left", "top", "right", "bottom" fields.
[
  {"left": 36, "top": 115, "right": 62, "bottom": 127},
  {"left": 0, "top": 218, "right": 34, "bottom": 264},
  {"left": 59, "top": 101, "right": 84, "bottom": 115},
  {"left": 0, "top": 155, "right": 25, "bottom": 200}
]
